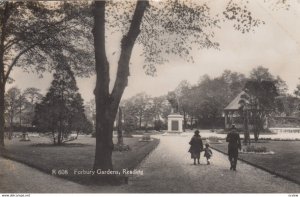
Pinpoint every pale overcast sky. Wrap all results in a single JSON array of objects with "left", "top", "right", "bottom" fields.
[{"left": 7, "top": 0, "right": 300, "bottom": 103}]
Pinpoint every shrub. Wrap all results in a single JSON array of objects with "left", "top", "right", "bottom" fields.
[
  {"left": 273, "top": 138, "right": 300, "bottom": 141},
  {"left": 141, "top": 134, "right": 151, "bottom": 141},
  {"left": 154, "top": 120, "right": 167, "bottom": 131},
  {"left": 113, "top": 144, "right": 131, "bottom": 151},
  {"left": 208, "top": 136, "right": 223, "bottom": 142},
  {"left": 243, "top": 145, "right": 267, "bottom": 153},
  {"left": 260, "top": 137, "right": 272, "bottom": 140}
]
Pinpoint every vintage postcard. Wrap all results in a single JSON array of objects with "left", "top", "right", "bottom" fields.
[{"left": 0, "top": 0, "right": 299, "bottom": 195}]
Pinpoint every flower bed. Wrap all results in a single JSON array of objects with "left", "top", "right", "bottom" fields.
[
  {"left": 240, "top": 145, "right": 274, "bottom": 154},
  {"left": 206, "top": 136, "right": 223, "bottom": 144}
]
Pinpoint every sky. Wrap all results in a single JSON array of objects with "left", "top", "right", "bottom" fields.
[{"left": 7, "top": 0, "right": 300, "bottom": 103}]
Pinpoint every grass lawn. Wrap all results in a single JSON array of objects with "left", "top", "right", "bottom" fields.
[
  {"left": 0, "top": 136, "right": 159, "bottom": 185},
  {"left": 212, "top": 140, "right": 300, "bottom": 185}
]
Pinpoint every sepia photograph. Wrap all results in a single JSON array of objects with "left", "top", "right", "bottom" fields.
[{"left": 0, "top": 0, "right": 300, "bottom": 195}]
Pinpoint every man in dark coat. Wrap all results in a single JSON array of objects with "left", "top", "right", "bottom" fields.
[
  {"left": 226, "top": 124, "right": 241, "bottom": 171},
  {"left": 188, "top": 130, "right": 203, "bottom": 165}
]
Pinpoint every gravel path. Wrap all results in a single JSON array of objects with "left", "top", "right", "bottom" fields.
[
  {"left": 122, "top": 134, "right": 300, "bottom": 193},
  {"left": 0, "top": 134, "right": 299, "bottom": 193}
]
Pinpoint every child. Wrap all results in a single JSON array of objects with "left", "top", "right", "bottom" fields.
[{"left": 204, "top": 143, "right": 213, "bottom": 165}]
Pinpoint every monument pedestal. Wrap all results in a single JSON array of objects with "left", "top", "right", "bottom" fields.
[{"left": 167, "top": 113, "right": 183, "bottom": 133}]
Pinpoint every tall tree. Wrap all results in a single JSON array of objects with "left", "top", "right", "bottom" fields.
[
  {"left": 16, "top": 91, "right": 28, "bottom": 127},
  {"left": 0, "top": 2, "right": 93, "bottom": 147},
  {"left": 294, "top": 78, "right": 300, "bottom": 98},
  {"left": 85, "top": 99, "right": 96, "bottom": 130},
  {"left": 175, "top": 80, "right": 191, "bottom": 131},
  {"left": 178, "top": 71, "right": 246, "bottom": 128},
  {"left": 239, "top": 80, "right": 278, "bottom": 142},
  {"left": 152, "top": 96, "right": 172, "bottom": 130},
  {"left": 92, "top": 0, "right": 264, "bottom": 183},
  {"left": 122, "top": 93, "right": 153, "bottom": 130},
  {"left": 23, "top": 87, "right": 42, "bottom": 126},
  {"left": 116, "top": 107, "right": 123, "bottom": 145},
  {"left": 34, "top": 63, "right": 91, "bottom": 145},
  {"left": 134, "top": 93, "right": 150, "bottom": 129},
  {"left": 5, "top": 86, "right": 21, "bottom": 138},
  {"left": 122, "top": 99, "right": 139, "bottom": 132},
  {"left": 220, "top": 70, "right": 247, "bottom": 100},
  {"left": 143, "top": 98, "right": 156, "bottom": 131},
  {"left": 249, "top": 66, "right": 287, "bottom": 95},
  {"left": 249, "top": 66, "right": 275, "bottom": 82}
]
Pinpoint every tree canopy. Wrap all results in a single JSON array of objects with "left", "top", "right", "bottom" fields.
[{"left": 34, "top": 64, "right": 92, "bottom": 145}]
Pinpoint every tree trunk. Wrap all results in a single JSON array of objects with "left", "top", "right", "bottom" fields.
[
  {"left": 0, "top": 82, "right": 5, "bottom": 147},
  {"left": 254, "top": 131, "right": 259, "bottom": 142},
  {"left": 57, "top": 131, "right": 61, "bottom": 145},
  {"left": 57, "top": 115, "right": 62, "bottom": 145},
  {"left": 139, "top": 114, "right": 142, "bottom": 129},
  {"left": 9, "top": 109, "right": 13, "bottom": 140},
  {"left": 52, "top": 131, "right": 56, "bottom": 144},
  {"left": 19, "top": 104, "right": 22, "bottom": 127},
  {"left": 93, "top": 104, "right": 114, "bottom": 176},
  {"left": 93, "top": 1, "right": 115, "bottom": 182},
  {"left": 19, "top": 106, "right": 22, "bottom": 128},
  {"left": 92, "top": 0, "right": 149, "bottom": 184},
  {"left": 243, "top": 111, "right": 250, "bottom": 145},
  {"left": 0, "top": 2, "right": 11, "bottom": 147},
  {"left": 183, "top": 111, "right": 186, "bottom": 132},
  {"left": 117, "top": 107, "right": 123, "bottom": 145}
]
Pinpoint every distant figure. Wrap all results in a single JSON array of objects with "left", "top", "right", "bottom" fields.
[
  {"left": 226, "top": 124, "right": 241, "bottom": 171},
  {"left": 188, "top": 130, "right": 203, "bottom": 165},
  {"left": 204, "top": 143, "right": 213, "bottom": 165}
]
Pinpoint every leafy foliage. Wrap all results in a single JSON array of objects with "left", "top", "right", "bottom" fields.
[
  {"left": 122, "top": 93, "right": 171, "bottom": 131},
  {"left": 5, "top": 87, "right": 22, "bottom": 127},
  {"left": 5, "top": 86, "right": 42, "bottom": 127},
  {"left": 223, "top": 0, "right": 265, "bottom": 33},
  {"left": 34, "top": 64, "right": 92, "bottom": 144},
  {"left": 239, "top": 80, "right": 278, "bottom": 141},
  {"left": 0, "top": 1, "right": 95, "bottom": 146},
  {"left": 0, "top": 2, "right": 94, "bottom": 80},
  {"left": 105, "top": 0, "right": 264, "bottom": 76}
]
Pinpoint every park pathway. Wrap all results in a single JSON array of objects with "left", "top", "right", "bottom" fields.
[
  {"left": 120, "top": 134, "right": 300, "bottom": 193},
  {"left": 0, "top": 133, "right": 299, "bottom": 193}
]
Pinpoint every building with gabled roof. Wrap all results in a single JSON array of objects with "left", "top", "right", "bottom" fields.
[
  {"left": 224, "top": 91, "right": 269, "bottom": 130},
  {"left": 224, "top": 91, "right": 246, "bottom": 129}
]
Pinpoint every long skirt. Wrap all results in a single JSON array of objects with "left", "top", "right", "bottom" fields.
[{"left": 191, "top": 151, "right": 201, "bottom": 159}]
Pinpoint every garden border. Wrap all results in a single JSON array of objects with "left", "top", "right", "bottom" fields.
[
  {"left": 211, "top": 146, "right": 300, "bottom": 186},
  {"left": 0, "top": 137, "right": 160, "bottom": 185}
]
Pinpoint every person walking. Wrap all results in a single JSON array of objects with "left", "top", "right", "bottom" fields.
[
  {"left": 226, "top": 124, "right": 241, "bottom": 171},
  {"left": 204, "top": 143, "right": 213, "bottom": 165},
  {"left": 188, "top": 130, "right": 203, "bottom": 165}
]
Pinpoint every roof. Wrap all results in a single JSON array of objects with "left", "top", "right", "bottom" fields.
[{"left": 224, "top": 91, "right": 246, "bottom": 111}]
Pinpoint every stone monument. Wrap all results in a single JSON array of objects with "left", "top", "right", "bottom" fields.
[
  {"left": 167, "top": 93, "right": 183, "bottom": 133},
  {"left": 167, "top": 113, "right": 183, "bottom": 132}
]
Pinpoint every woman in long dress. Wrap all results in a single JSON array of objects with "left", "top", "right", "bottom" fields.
[{"left": 188, "top": 130, "right": 203, "bottom": 165}]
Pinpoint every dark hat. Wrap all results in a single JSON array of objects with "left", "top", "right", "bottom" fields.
[
  {"left": 205, "top": 143, "right": 210, "bottom": 147},
  {"left": 194, "top": 130, "right": 200, "bottom": 135}
]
